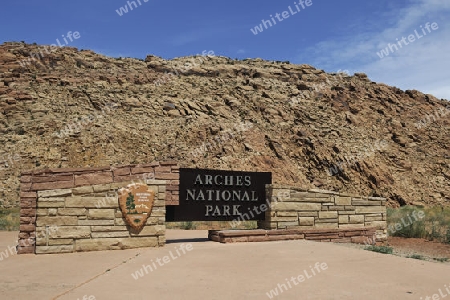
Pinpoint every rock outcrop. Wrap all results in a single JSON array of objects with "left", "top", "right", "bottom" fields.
[{"left": 0, "top": 42, "right": 448, "bottom": 208}]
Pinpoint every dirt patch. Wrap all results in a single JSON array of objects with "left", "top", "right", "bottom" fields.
[
  {"left": 335, "top": 237, "right": 450, "bottom": 264},
  {"left": 387, "top": 237, "right": 450, "bottom": 261}
]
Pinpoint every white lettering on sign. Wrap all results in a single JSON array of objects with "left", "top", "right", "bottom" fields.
[
  {"left": 205, "top": 205, "right": 241, "bottom": 216},
  {"left": 192, "top": 175, "right": 252, "bottom": 187},
  {"left": 186, "top": 189, "right": 258, "bottom": 201}
]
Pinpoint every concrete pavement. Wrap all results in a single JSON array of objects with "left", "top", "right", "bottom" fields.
[{"left": 0, "top": 230, "right": 449, "bottom": 300}]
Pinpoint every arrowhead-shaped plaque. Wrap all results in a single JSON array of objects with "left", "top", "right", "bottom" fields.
[{"left": 118, "top": 183, "right": 155, "bottom": 231}]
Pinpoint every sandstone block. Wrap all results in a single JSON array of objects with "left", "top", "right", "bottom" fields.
[
  {"left": 131, "top": 166, "right": 154, "bottom": 174},
  {"left": 38, "top": 189, "right": 72, "bottom": 198},
  {"left": 39, "top": 197, "right": 65, "bottom": 202},
  {"left": 36, "top": 209, "right": 48, "bottom": 216},
  {"left": 36, "top": 237, "right": 47, "bottom": 246},
  {"left": 130, "top": 225, "right": 165, "bottom": 236},
  {"left": 339, "top": 224, "right": 365, "bottom": 229},
  {"left": 154, "top": 166, "right": 171, "bottom": 172},
  {"left": 20, "top": 191, "right": 37, "bottom": 198},
  {"left": 166, "top": 184, "right": 178, "bottom": 191},
  {"left": 115, "top": 218, "right": 126, "bottom": 226},
  {"left": 290, "top": 192, "right": 319, "bottom": 198},
  {"left": 297, "top": 212, "right": 318, "bottom": 217},
  {"left": 159, "top": 160, "right": 177, "bottom": 166},
  {"left": 20, "top": 208, "right": 36, "bottom": 217},
  {"left": 17, "top": 246, "right": 34, "bottom": 254},
  {"left": 289, "top": 197, "right": 331, "bottom": 203},
  {"left": 299, "top": 217, "right": 315, "bottom": 226},
  {"left": 271, "top": 216, "right": 298, "bottom": 222},
  {"left": 308, "top": 189, "right": 338, "bottom": 196},
  {"left": 88, "top": 209, "right": 115, "bottom": 219},
  {"left": 91, "top": 226, "right": 128, "bottom": 232},
  {"left": 339, "top": 215, "right": 349, "bottom": 224},
  {"left": 33, "top": 174, "right": 73, "bottom": 183},
  {"left": 65, "top": 197, "right": 102, "bottom": 208},
  {"left": 37, "top": 200, "right": 65, "bottom": 208},
  {"left": 349, "top": 215, "right": 365, "bottom": 224},
  {"left": 36, "top": 216, "right": 78, "bottom": 226},
  {"left": 92, "top": 196, "right": 119, "bottom": 209},
  {"left": 49, "top": 239, "right": 74, "bottom": 246},
  {"left": 158, "top": 235, "right": 166, "bottom": 246},
  {"left": 154, "top": 173, "right": 179, "bottom": 180},
  {"left": 319, "top": 211, "right": 338, "bottom": 219},
  {"left": 355, "top": 206, "right": 386, "bottom": 214},
  {"left": 314, "top": 223, "right": 338, "bottom": 229},
  {"left": 276, "top": 221, "right": 299, "bottom": 228},
  {"left": 327, "top": 205, "right": 346, "bottom": 211},
  {"left": 113, "top": 167, "right": 131, "bottom": 176},
  {"left": 145, "top": 217, "right": 160, "bottom": 225},
  {"left": 79, "top": 219, "right": 115, "bottom": 226},
  {"left": 91, "top": 231, "right": 130, "bottom": 238},
  {"left": 72, "top": 186, "right": 94, "bottom": 195},
  {"left": 315, "top": 218, "right": 338, "bottom": 223},
  {"left": 49, "top": 226, "right": 91, "bottom": 239},
  {"left": 352, "top": 199, "right": 381, "bottom": 206},
  {"left": 365, "top": 214, "right": 383, "bottom": 221},
  {"left": 110, "top": 181, "right": 133, "bottom": 189},
  {"left": 271, "top": 202, "right": 321, "bottom": 211},
  {"left": 74, "top": 172, "right": 113, "bottom": 187},
  {"left": 32, "top": 181, "right": 74, "bottom": 191},
  {"left": 365, "top": 221, "right": 386, "bottom": 229},
  {"left": 335, "top": 197, "right": 352, "bottom": 205},
  {"left": 36, "top": 245, "right": 74, "bottom": 254},
  {"left": 92, "top": 184, "right": 112, "bottom": 192},
  {"left": 58, "top": 208, "right": 87, "bottom": 216},
  {"left": 276, "top": 212, "right": 298, "bottom": 217},
  {"left": 20, "top": 199, "right": 36, "bottom": 208},
  {"left": 150, "top": 208, "right": 165, "bottom": 217}
]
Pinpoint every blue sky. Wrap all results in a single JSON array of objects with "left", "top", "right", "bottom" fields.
[{"left": 1, "top": 0, "right": 449, "bottom": 99}]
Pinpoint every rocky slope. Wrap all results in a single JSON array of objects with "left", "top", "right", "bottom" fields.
[{"left": 0, "top": 42, "right": 449, "bottom": 208}]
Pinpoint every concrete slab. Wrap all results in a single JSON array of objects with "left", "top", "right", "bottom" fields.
[{"left": 0, "top": 230, "right": 449, "bottom": 300}]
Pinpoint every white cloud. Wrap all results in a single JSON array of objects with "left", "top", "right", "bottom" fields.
[{"left": 295, "top": 0, "right": 450, "bottom": 100}]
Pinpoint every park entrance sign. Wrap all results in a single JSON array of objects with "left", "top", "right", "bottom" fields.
[
  {"left": 166, "top": 168, "right": 272, "bottom": 222},
  {"left": 18, "top": 162, "right": 388, "bottom": 255}
]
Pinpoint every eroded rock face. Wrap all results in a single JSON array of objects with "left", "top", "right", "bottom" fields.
[{"left": 0, "top": 41, "right": 449, "bottom": 207}]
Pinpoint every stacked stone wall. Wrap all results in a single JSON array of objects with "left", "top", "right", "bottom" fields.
[
  {"left": 258, "top": 185, "right": 387, "bottom": 231},
  {"left": 18, "top": 161, "right": 179, "bottom": 254}
]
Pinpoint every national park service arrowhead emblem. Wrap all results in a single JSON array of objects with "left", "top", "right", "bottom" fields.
[{"left": 118, "top": 183, "right": 155, "bottom": 231}]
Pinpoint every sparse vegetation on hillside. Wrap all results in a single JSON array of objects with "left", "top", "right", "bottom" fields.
[
  {"left": 0, "top": 207, "right": 19, "bottom": 231},
  {"left": 387, "top": 206, "right": 450, "bottom": 243}
]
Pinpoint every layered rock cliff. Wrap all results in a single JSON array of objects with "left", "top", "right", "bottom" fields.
[{"left": 0, "top": 42, "right": 448, "bottom": 207}]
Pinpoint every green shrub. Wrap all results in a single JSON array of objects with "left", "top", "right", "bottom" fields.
[
  {"left": 387, "top": 206, "right": 450, "bottom": 243},
  {"left": 433, "top": 257, "right": 449, "bottom": 263},
  {"left": 364, "top": 245, "right": 393, "bottom": 254},
  {"left": 407, "top": 254, "right": 425, "bottom": 260}
]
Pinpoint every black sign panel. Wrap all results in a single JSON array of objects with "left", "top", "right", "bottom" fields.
[{"left": 166, "top": 168, "right": 272, "bottom": 222}]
